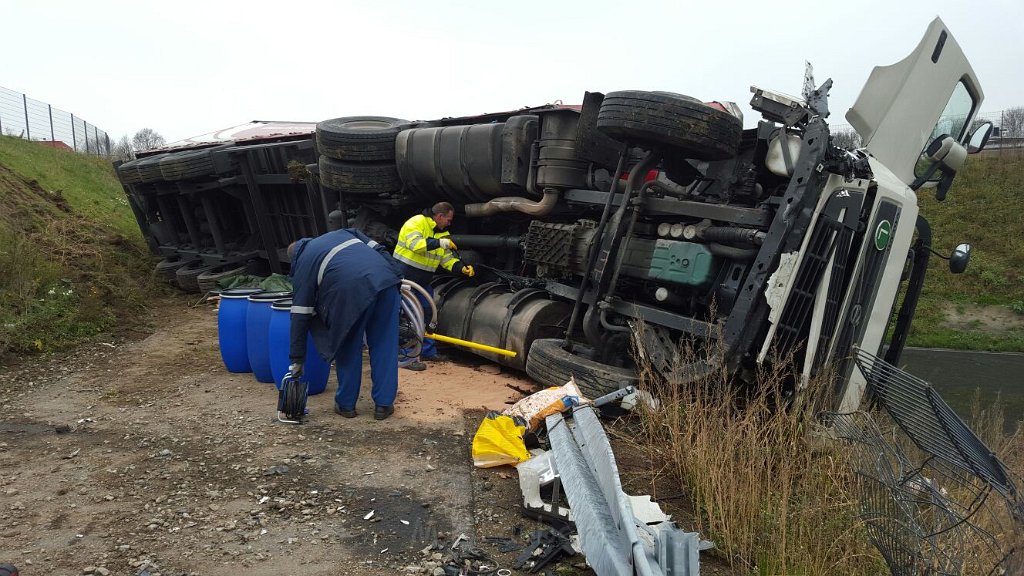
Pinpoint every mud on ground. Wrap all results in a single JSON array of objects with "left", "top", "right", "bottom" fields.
[{"left": 0, "top": 296, "right": 604, "bottom": 576}]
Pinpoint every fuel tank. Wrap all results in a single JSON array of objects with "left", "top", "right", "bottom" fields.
[{"left": 433, "top": 280, "right": 570, "bottom": 371}]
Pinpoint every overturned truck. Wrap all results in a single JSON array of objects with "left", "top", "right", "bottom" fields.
[{"left": 118, "top": 18, "right": 990, "bottom": 410}]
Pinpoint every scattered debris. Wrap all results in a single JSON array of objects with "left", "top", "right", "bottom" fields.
[
  {"left": 511, "top": 527, "right": 576, "bottom": 573},
  {"left": 262, "top": 465, "right": 289, "bottom": 476}
]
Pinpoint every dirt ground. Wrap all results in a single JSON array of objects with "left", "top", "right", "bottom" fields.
[
  {"left": 939, "top": 301, "right": 1024, "bottom": 335},
  {"left": 1, "top": 295, "right": 619, "bottom": 576}
]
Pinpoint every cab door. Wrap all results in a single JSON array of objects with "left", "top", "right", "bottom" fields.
[{"left": 845, "top": 17, "right": 984, "bottom": 187}]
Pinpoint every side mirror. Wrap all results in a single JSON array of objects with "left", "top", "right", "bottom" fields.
[
  {"left": 967, "top": 121, "right": 993, "bottom": 154},
  {"left": 949, "top": 243, "right": 971, "bottom": 274},
  {"left": 909, "top": 135, "right": 967, "bottom": 201}
]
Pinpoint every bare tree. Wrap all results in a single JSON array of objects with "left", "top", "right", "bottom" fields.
[
  {"left": 131, "top": 128, "right": 166, "bottom": 152},
  {"left": 1000, "top": 107, "right": 1024, "bottom": 147},
  {"left": 114, "top": 135, "right": 135, "bottom": 162},
  {"left": 831, "top": 128, "right": 862, "bottom": 150}
]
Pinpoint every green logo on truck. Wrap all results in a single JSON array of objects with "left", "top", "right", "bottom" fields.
[{"left": 874, "top": 220, "right": 892, "bottom": 251}]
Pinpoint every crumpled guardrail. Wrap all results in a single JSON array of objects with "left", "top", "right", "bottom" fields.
[{"left": 545, "top": 405, "right": 711, "bottom": 575}]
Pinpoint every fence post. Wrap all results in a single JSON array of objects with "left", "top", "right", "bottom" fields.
[
  {"left": 105, "top": 133, "right": 111, "bottom": 156},
  {"left": 22, "top": 94, "right": 30, "bottom": 140},
  {"left": 85, "top": 123, "right": 90, "bottom": 154},
  {"left": 94, "top": 125, "right": 99, "bottom": 156},
  {"left": 71, "top": 114, "right": 77, "bottom": 151},
  {"left": 48, "top": 104, "right": 54, "bottom": 142}
]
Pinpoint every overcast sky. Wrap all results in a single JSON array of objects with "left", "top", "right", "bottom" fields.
[{"left": 2, "top": 0, "right": 1021, "bottom": 144}]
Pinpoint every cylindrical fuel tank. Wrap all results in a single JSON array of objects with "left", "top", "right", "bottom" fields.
[
  {"left": 395, "top": 124, "right": 506, "bottom": 203},
  {"left": 433, "top": 280, "right": 570, "bottom": 371}
]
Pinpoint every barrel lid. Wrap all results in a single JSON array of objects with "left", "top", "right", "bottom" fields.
[
  {"left": 248, "top": 291, "right": 293, "bottom": 302},
  {"left": 221, "top": 288, "right": 263, "bottom": 299},
  {"left": 271, "top": 298, "right": 294, "bottom": 311}
]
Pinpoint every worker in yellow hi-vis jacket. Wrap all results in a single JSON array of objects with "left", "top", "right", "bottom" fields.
[{"left": 392, "top": 201, "right": 475, "bottom": 371}]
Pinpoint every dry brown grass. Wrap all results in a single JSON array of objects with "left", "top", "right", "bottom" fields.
[
  {"left": 627, "top": 322, "right": 1024, "bottom": 574},
  {"left": 629, "top": 331, "right": 884, "bottom": 574}
]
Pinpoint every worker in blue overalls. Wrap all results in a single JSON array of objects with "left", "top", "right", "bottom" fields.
[{"left": 286, "top": 228, "right": 402, "bottom": 421}]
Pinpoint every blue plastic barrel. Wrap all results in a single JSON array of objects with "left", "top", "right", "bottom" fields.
[
  {"left": 217, "top": 288, "right": 264, "bottom": 373},
  {"left": 269, "top": 299, "right": 329, "bottom": 395},
  {"left": 245, "top": 291, "right": 293, "bottom": 383}
]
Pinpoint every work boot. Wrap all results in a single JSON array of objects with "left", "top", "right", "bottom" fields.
[
  {"left": 402, "top": 360, "right": 427, "bottom": 371},
  {"left": 334, "top": 404, "right": 357, "bottom": 418},
  {"left": 374, "top": 405, "right": 395, "bottom": 421}
]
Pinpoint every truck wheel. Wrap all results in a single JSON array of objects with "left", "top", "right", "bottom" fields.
[
  {"left": 116, "top": 158, "right": 142, "bottom": 185},
  {"left": 197, "top": 264, "right": 247, "bottom": 294},
  {"left": 596, "top": 90, "right": 742, "bottom": 160},
  {"left": 319, "top": 156, "right": 402, "bottom": 195},
  {"left": 175, "top": 260, "right": 215, "bottom": 293},
  {"left": 159, "top": 145, "right": 229, "bottom": 181},
  {"left": 316, "top": 116, "right": 409, "bottom": 162},
  {"left": 154, "top": 257, "right": 189, "bottom": 283},
  {"left": 136, "top": 153, "right": 169, "bottom": 183},
  {"left": 526, "top": 338, "right": 638, "bottom": 399}
]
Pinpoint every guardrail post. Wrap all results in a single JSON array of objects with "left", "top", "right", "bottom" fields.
[{"left": 23, "top": 94, "right": 30, "bottom": 140}]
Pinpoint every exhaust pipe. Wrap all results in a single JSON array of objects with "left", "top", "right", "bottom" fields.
[{"left": 464, "top": 188, "right": 560, "bottom": 218}]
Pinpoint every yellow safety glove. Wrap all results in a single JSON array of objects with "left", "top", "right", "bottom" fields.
[
  {"left": 461, "top": 265, "right": 475, "bottom": 278},
  {"left": 439, "top": 238, "right": 458, "bottom": 250}
]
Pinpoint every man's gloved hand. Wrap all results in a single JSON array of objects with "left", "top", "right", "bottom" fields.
[
  {"left": 461, "top": 265, "right": 475, "bottom": 278},
  {"left": 287, "top": 362, "right": 303, "bottom": 378},
  {"left": 439, "top": 238, "right": 457, "bottom": 250}
]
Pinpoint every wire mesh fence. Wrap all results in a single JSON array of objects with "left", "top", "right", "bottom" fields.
[
  {"left": 0, "top": 84, "right": 111, "bottom": 156},
  {"left": 820, "top": 348, "right": 1023, "bottom": 575}
]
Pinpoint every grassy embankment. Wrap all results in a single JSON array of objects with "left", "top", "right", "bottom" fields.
[
  {"left": 911, "top": 150, "right": 1024, "bottom": 351},
  {"left": 0, "top": 135, "right": 159, "bottom": 361}
]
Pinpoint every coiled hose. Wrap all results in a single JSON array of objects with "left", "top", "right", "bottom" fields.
[{"left": 398, "top": 279, "right": 436, "bottom": 367}]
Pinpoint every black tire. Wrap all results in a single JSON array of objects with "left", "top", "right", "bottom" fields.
[
  {"left": 116, "top": 159, "right": 143, "bottom": 185},
  {"left": 136, "top": 154, "right": 169, "bottom": 183},
  {"left": 525, "top": 338, "right": 638, "bottom": 399},
  {"left": 319, "top": 156, "right": 402, "bottom": 195},
  {"left": 154, "top": 257, "right": 190, "bottom": 283},
  {"left": 197, "top": 264, "right": 247, "bottom": 294},
  {"left": 175, "top": 260, "right": 216, "bottom": 293},
  {"left": 596, "top": 90, "right": 742, "bottom": 160},
  {"left": 316, "top": 116, "right": 409, "bottom": 162},
  {"left": 159, "top": 145, "right": 227, "bottom": 181}
]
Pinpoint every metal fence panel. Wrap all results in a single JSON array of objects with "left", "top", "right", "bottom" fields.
[{"left": 0, "top": 83, "right": 110, "bottom": 155}]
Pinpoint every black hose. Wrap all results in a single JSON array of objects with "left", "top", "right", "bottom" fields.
[
  {"left": 448, "top": 234, "right": 522, "bottom": 249},
  {"left": 702, "top": 226, "right": 765, "bottom": 245},
  {"left": 707, "top": 242, "right": 758, "bottom": 260}
]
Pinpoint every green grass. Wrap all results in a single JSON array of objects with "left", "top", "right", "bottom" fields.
[
  {"left": 0, "top": 135, "right": 159, "bottom": 361},
  {"left": 909, "top": 150, "right": 1024, "bottom": 351},
  {"left": 0, "top": 135, "right": 139, "bottom": 238}
]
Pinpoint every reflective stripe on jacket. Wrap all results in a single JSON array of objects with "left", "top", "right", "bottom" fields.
[{"left": 393, "top": 213, "right": 457, "bottom": 273}]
